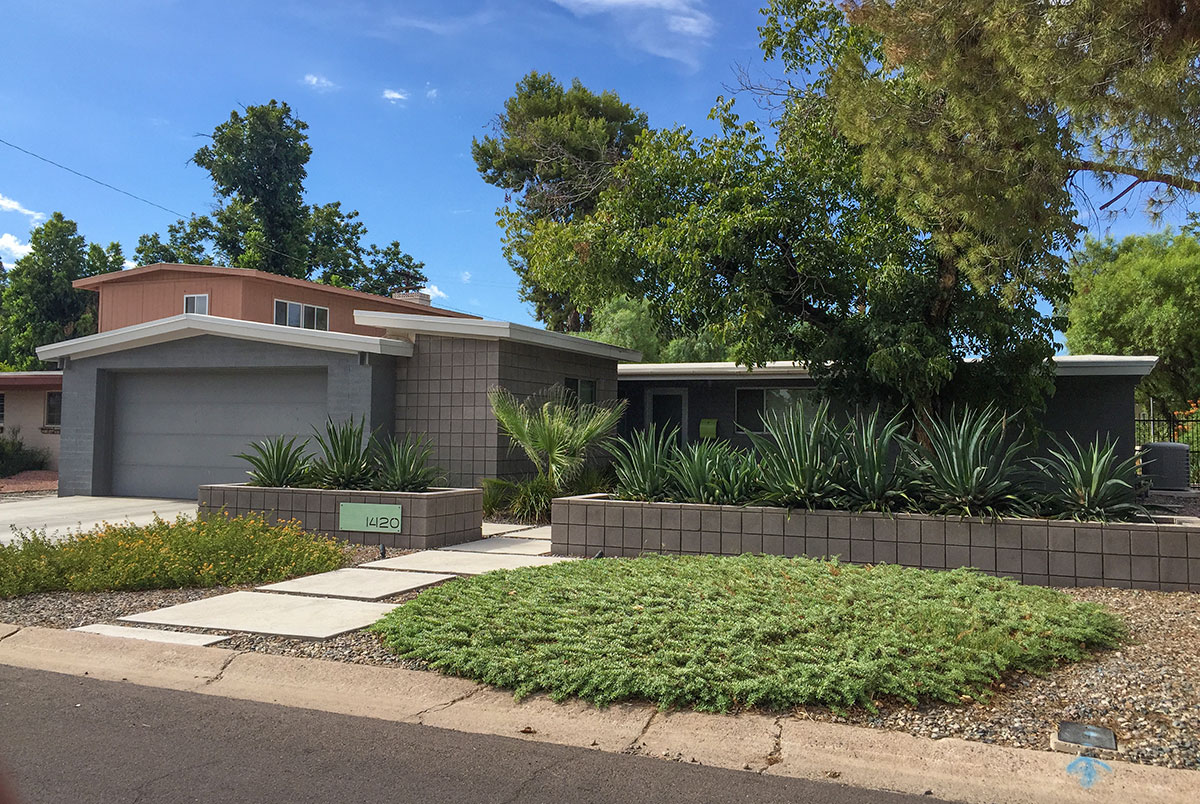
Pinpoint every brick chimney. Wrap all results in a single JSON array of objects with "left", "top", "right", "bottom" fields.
[{"left": 392, "top": 291, "right": 431, "bottom": 306}]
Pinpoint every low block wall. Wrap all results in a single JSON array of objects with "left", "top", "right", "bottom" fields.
[
  {"left": 550, "top": 494, "right": 1200, "bottom": 591},
  {"left": 200, "top": 484, "right": 482, "bottom": 549}
]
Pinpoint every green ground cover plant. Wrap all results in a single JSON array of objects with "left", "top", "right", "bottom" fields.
[
  {"left": 373, "top": 554, "right": 1124, "bottom": 712},
  {"left": 0, "top": 513, "right": 343, "bottom": 598}
]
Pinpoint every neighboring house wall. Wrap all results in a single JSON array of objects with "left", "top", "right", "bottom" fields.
[
  {"left": 0, "top": 389, "right": 60, "bottom": 471},
  {"left": 60, "top": 335, "right": 395, "bottom": 497},
  {"left": 97, "top": 273, "right": 248, "bottom": 331}
]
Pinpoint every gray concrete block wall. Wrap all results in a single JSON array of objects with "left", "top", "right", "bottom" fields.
[
  {"left": 199, "top": 483, "right": 482, "bottom": 549},
  {"left": 550, "top": 495, "right": 1200, "bottom": 591}
]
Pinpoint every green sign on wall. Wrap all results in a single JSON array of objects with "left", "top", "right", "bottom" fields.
[{"left": 339, "top": 502, "right": 403, "bottom": 533}]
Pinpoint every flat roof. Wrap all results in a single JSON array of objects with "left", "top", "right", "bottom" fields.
[
  {"left": 0, "top": 370, "right": 62, "bottom": 390},
  {"left": 353, "top": 311, "right": 643, "bottom": 363},
  {"left": 36, "top": 314, "right": 414, "bottom": 362},
  {"left": 74, "top": 263, "right": 476, "bottom": 320},
  {"left": 618, "top": 355, "right": 1159, "bottom": 381}
]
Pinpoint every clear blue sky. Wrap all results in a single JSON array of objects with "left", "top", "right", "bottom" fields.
[{"left": 0, "top": 0, "right": 1179, "bottom": 326}]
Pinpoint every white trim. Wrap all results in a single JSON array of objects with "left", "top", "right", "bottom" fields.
[
  {"left": 1052, "top": 355, "right": 1158, "bottom": 376},
  {"left": 353, "top": 310, "right": 642, "bottom": 362},
  {"left": 645, "top": 387, "right": 688, "bottom": 445},
  {"left": 183, "top": 293, "right": 208, "bottom": 315},
  {"left": 35, "top": 314, "right": 413, "bottom": 361}
]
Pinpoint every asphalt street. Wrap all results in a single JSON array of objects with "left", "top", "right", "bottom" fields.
[{"left": 0, "top": 666, "right": 949, "bottom": 804}]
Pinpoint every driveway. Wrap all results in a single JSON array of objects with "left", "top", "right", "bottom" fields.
[{"left": 0, "top": 496, "right": 196, "bottom": 544}]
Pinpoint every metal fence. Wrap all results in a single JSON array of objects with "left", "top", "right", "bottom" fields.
[{"left": 1135, "top": 414, "right": 1200, "bottom": 485}]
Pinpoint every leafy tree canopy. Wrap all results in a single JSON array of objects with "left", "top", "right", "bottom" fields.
[
  {"left": 576, "top": 295, "right": 729, "bottom": 363},
  {"left": 1065, "top": 231, "right": 1200, "bottom": 418},
  {"left": 136, "top": 101, "right": 427, "bottom": 295},
  {"left": 0, "top": 213, "right": 122, "bottom": 369},
  {"left": 473, "top": 72, "right": 648, "bottom": 331}
]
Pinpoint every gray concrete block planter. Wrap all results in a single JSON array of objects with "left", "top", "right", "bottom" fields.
[
  {"left": 550, "top": 494, "right": 1200, "bottom": 591},
  {"left": 199, "top": 484, "right": 482, "bottom": 549}
]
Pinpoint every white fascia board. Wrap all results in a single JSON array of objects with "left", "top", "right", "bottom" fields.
[
  {"left": 1052, "top": 355, "right": 1158, "bottom": 376},
  {"left": 36, "top": 314, "right": 413, "bottom": 361},
  {"left": 353, "top": 310, "right": 642, "bottom": 362},
  {"left": 618, "top": 361, "right": 811, "bottom": 381}
]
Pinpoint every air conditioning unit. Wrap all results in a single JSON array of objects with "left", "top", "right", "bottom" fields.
[{"left": 1141, "top": 442, "right": 1191, "bottom": 491}]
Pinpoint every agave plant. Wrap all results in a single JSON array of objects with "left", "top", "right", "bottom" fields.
[
  {"left": 609, "top": 424, "right": 678, "bottom": 501},
  {"left": 1032, "top": 435, "right": 1148, "bottom": 522},
  {"left": 667, "top": 440, "right": 757, "bottom": 505},
  {"left": 308, "top": 417, "right": 376, "bottom": 490},
  {"left": 236, "top": 435, "right": 311, "bottom": 487},
  {"left": 909, "top": 405, "right": 1031, "bottom": 518},
  {"left": 488, "top": 385, "right": 627, "bottom": 490},
  {"left": 744, "top": 399, "right": 843, "bottom": 509},
  {"left": 839, "top": 407, "right": 913, "bottom": 512},
  {"left": 374, "top": 434, "right": 443, "bottom": 492}
]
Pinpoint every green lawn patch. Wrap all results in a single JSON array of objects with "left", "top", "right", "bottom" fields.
[
  {"left": 372, "top": 554, "right": 1125, "bottom": 712},
  {"left": 0, "top": 513, "right": 344, "bottom": 598}
]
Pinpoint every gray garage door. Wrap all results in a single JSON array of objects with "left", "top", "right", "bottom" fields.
[{"left": 110, "top": 369, "right": 328, "bottom": 499}]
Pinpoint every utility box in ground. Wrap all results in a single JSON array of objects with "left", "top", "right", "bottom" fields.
[{"left": 1141, "top": 442, "right": 1191, "bottom": 490}]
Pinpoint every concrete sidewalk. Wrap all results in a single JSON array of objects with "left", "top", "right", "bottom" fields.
[
  {"left": 0, "top": 495, "right": 196, "bottom": 544},
  {"left": 0, "top": 624, "right": 1193, "bottom": 804}
]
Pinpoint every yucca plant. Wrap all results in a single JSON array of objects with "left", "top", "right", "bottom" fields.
[
  {"left": 1032, "top": 435, "right": 1148, "bottom": 522},
  {"left": 745, "top": 400, "right": 843, "bottom": 509},
  {"left": 236, "top": 434, "right": 311, "bottom": 487},
  {"left": 374, "top": 434, "right": 443, "bottom": 492},
  {"left": 909, "top": 405, "right": 1031, "bottom": 518},
  {"left": 609, "top": 424, "right": 678, "bottom": 501},
  {"left": 308, "top": 417, "right": 375, "bottom": 490},
  {"left": 488, "top": 385, "right": 627, "bottom": 491},
  {"left": 667, "top": 440, "right": 757, "bottom": 505},
  {"left": 839, "top": 407, "right": 913, "bottom": 512}
]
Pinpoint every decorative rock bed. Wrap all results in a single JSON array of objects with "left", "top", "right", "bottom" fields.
[
  {"left": 551, "top": 494, "right": 1200, "bottom": 591},
  {"left": 199, "top": 484, "right": 483, "bottom": 549}
]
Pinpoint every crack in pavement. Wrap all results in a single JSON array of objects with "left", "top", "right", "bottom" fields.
[
  {"left": 622, "top": 708, "right": 659, "bottom": 755},
  {"left": 0, "top": 625, "right": 20, "bottom": 643},
  {"left": 203, "top": 650, "right": 243, "bottom": 686},
  {"left": 414, "top": 685, "right": 484, "bottom": 721},
  {"left": 758, "top": 714, "right": 786, "bottom": 774}
]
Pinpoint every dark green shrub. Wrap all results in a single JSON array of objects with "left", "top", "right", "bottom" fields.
[
  {"left": 1033, "top": 435, "right": 1148, "bottom": 521},
  {"left": 509, "top": 476, "right": 557, "bottom": 523},
  {"left": 839, "top": 408, "right": 913, "bottom": 512},
  {"left": 745, "top": 400, "right": 843, "bottom": 509},
  {"left": 374, "top": 435, "right": 443, "bottom": 492},
  {"left": 0, "top": 430, "right": 48, "bottom": 477},
  {"left": 667, "top": 441, "right": 757, "bottom": 505},
  {"left": 236, "top": 434, "right": 311, "bottom": 487},
  {"left": 482, "top": 478, "right": 517, "bottom": 518},
  {"left": 609, "top": 424, "right": 677, "bottom": 501},
  {"left": 910, "top": 405, "right": 1031, "bottom": 518},
  {"left": 308, "top": 418, "right": 375, "bottom": 490}
]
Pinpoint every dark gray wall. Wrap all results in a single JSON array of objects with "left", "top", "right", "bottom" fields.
[{"left": 60, "top": 335, "right": 395, "bottom": 497}]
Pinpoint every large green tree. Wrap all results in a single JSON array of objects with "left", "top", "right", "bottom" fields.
[
  {"left": 136, "top": 101, "right": 427, "bottom": 294},
  {"left": 576, "top": 295, "right": 729, "bottom": 363},
  {"left": 1066, "top": 232, "right": 1200, "bottom": 420},
  {"left": 472, "top": 72, "right": 648, "bottom": 331},
  {"left": 0, "top": 213, "right": 122, "bottom": 368}
]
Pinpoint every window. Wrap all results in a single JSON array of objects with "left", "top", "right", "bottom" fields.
[
  {"left": 274, "top": 300, "right": 329, "bottom": 331},
  {"left": 0, "top": 392, "right": 5, "bottom": 427},
  {"left": 44, "top": 391, "right": 62, "bottom": 428},
  {"left": 735, "top": 387, "right": 810, "bottom": 433},
  {"left": 183, "top": 294, "right": 208, "bottom": 315},
  {"left": 564, "top": 377, "right": 596, "bottom": 405}
]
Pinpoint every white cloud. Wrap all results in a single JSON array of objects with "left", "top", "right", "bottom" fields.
[
  {"left": 460, "top": 271, "right": 472, "bottom": 283},
  {"left": 426, "top": 87, "right": 439, "bottom": 100},
  {"left": 382, "top": 88, "right": 409, "bottom": 104},
  {"left": 422, "top": 284, "right": 448, "bottom": 301},
  {"left": 0, "top": 232, "right": 32, "bottom": 261},
  {"left": 302, "top": 73, "right": 338, "bottom": 92},
  {"left": 549, "top": 0, "right": 714, "bottom": 69},
  {"left": 123, "top": 259, "right": 138, "bottom": 270},
  {"left": 0, "top": 193, "right": 45, "bottom": 222}
]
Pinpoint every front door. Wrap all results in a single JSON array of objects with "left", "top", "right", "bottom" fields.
[{"left": 647, "top": 389, "right": 687, "bottom": 445}]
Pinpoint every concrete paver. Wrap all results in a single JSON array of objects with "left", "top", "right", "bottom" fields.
[
  {"left": 0, "top": 495, "right": 196, "bottom": 544},
  {"left": 362, "top": 550, "right": 570, "bottom": 575},
  {"left": 482, "top": 522, "right": 534, "bottom": 536},
  {"left": 71, "top": 623, "right": 230, "bottom": 646},
  {"left": 258, "top": 568, "right": 456, "bottom": 600},
  {"left": 120, "top": 591, "right": 396, "bottom": 639},
  {"left": 502, "top": 525, "right": 551, "bottom": 540},
  {"left": 439, "top": 536, "right": 550, "bottom": 556}
]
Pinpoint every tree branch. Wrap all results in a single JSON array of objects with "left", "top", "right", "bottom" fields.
[{"left": 1071, "top": 158, "right": 1200, "bottom": 194}]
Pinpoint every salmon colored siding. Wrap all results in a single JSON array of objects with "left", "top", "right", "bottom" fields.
[
  {"left": 98, "top": 273, "right": 246, "bottom": 332},
  {"left": 240, "top": 278, "right": 415, "bottom": 336}
]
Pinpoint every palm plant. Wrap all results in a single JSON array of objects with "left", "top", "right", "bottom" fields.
[
  {"left": 839, "top": 407, "right": 913, "bottom": 512},
  {"left": 667, "top": 440, "right": 757, "bottom": 505},
  {"left": 374, "top": 434, "right": 443, "bottom": 492},
  {"left": 488, "top": 385, "right": 626, "bottom": 491},
  {"left": 308, "top": 418, "right": 375, "bottom": 490},
  {"left": 609, "top": 424, "right": 678, "bottom": 501},
  {"left": 745, "top": 400, "right": 843, "bottom": 509},
  {"left": 1032, "top": 435, "right": 1148, "bottom": 522},
  {"left": 909, "top": 405, "right": 1031, "bottom": 518},
  {"left": 236, "top": 435, "right": 311, "bottom": 488}
]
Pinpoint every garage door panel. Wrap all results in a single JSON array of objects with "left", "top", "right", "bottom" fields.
[{"left": 110, "top": 369, "right": 328, "bottom": 498}]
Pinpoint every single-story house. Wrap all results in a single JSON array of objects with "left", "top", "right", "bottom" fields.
[
  {"left": 617, "top": 356, "right": 1159, "bottom": 457},
  {"left": 0, "top": 371, "right": 63, "bottom": 470},
  {"left": 37, "top": 264, "right": 637, "bottom": 498}
]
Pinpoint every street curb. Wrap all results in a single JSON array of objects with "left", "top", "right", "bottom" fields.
[{"left": 0, "top": 624, "right": 1195, "bottom": 803}]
